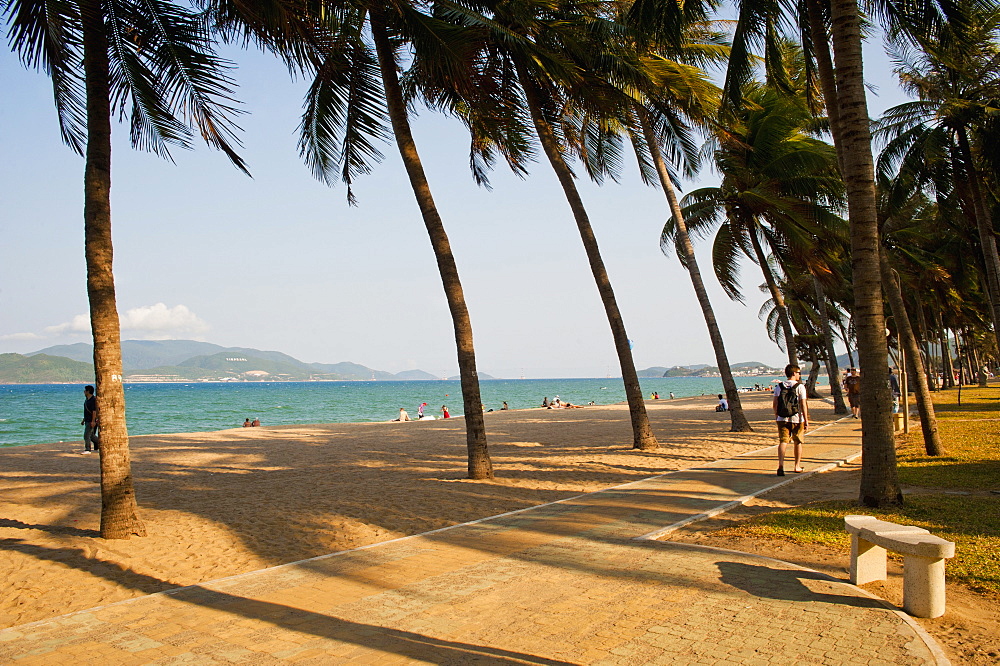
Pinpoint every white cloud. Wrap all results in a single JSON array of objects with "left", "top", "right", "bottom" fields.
[
  {"left": 119, "top": 303, "right": 209, "bottom": 339},
  {"left": 43, "top": 314, "right": 92, "bottom": 336},
  {"left": 0, "top": 331, "right": 43, "bottom": 342},
  {"left": 5, "top": 304, "right": 209, "bottom": 344}
]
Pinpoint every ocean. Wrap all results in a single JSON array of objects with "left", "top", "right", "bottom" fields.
[{"left": 0, "top": 376, "right": 809, "bottom": 448}]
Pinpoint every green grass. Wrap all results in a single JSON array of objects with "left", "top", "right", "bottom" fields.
[{"left": 716, "top": 385, "right": 1000, "bottom": 596}]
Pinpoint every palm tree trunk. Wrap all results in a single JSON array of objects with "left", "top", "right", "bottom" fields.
[
  {"left": 806, "top": 0, "right": 846, "bottom": 175},
  {"left": 914, "top": 304, "right": 936, "bottom": 390},
  {"left": 838, "top": 320, "right": 856, "bottom": 368},
  {"left": 828, "top": 0, "right": 902, "bottom": 507},
  {"left": 956, "top": 127, "right": 1000, "bottom": 355},
  {"left": 747, "top": 229, "right": 797, "bottom": 365},
  {"left": 370, "top": 13, "right": 492, "bottom": 478},
  {"left": 80, "top": 0, "right": 145, "bottom": 539},
  {"left": 937, "top": 311, "right": 955, "bottom": 388},
  {"left": 806, "top": 347, "right": 822, "bottom": 398},
  {"left": 879, "top": 252, "right": 944, "bottom": 455},
  {"left": 515, "top": 65, "right": 657, "bottom": 450},
  {"left": 812, "top": 276, "right": 848, "bottom": 412},
  {"left": 639, "top": 111, "right": 752, "bottom": 432}
]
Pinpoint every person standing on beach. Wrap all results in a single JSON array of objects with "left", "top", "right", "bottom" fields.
[
  {"left": 441, "top": 405, "right": 450, "bottom": 419},
  {"left": 81, "top": 385, "right": 100, "bottom": 454},
  {"left": 843, "top": 368, "right": 862, "bottom": 418},
  {"left": 417, "top": 403, "right": 427, "bottom": 419},
  {"left": 773, "top": 364, "right": 809, "bottom": 476}
]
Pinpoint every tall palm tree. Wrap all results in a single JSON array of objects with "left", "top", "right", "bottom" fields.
[
  {"left": 875, "top": 1, "right": 1000, "bottom": 354},
  {"left": 633, "top": 25, "right": 755, "bottom": 431},
  {"left": 296, "top": 3, "right": 495, "bottom": 478},
  {"left": 429, "top": 1, "right": 660, "bottom": 449},
  {"left": 663, "top": 69, "right": 844, "bottom": 370},
  {"left": 5, "top": 0, "right": 249, "bottom": 537}
]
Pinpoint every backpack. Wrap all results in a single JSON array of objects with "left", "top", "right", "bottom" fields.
[{"left": 776, "top": 382, "right": 800, "bottom": 418}]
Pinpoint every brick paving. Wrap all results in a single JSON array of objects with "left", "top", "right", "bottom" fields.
[{"left": 0, "top": 419, "right": 947, "bottom": 664}]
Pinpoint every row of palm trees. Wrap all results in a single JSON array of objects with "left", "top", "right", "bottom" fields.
[{"left": 5, "top": 0, "right": 996, "bottom": 538}]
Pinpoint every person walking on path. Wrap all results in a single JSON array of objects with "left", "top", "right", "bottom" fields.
[
  {"left": 81, "top": 385, "right": 100, "bottom": 454},
  {"left": 843, "top": 368, "right": 862, "bottom": 418},
  {"left": 773, "top": 364, "right": 809, "bottom": 476},
  {"left": 889, "top": 367, "right": 901, "bottom": 413}
]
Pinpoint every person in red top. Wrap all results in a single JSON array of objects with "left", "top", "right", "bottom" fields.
[{"left": 441, "top": 405, "right": 450, "bottom": 419}]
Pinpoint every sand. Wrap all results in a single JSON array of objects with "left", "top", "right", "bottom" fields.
[{"left": 2, "top": 391, "right": 995, "bottom": 665}]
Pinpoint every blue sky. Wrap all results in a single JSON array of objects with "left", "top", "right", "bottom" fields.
[{"left": 0, "top": 25, "right": 910, "bottom": 378}]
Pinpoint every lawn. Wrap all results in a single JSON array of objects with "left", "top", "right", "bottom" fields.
[{"left": 713, "top": 384, "right": 1000, "bottom": 595}]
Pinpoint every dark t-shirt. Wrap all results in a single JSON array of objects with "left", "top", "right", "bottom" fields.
[
  {"left": 844, "top": 376, "right": 861, "bottom": 395},
  {"left": 84, "top": 396, "right": 97, "bottom": 424}
]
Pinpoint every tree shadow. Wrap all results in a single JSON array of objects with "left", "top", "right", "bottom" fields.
[
  {"left": 715, "top": 561, "right": 887, "bottom": 610},
  {"left": 0, "top": 518, "right": 98, "bottom": 538}
]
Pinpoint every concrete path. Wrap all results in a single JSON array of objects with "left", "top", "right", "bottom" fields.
[{"left": 0, "top": 418, "right": 948, "bottom": 665}]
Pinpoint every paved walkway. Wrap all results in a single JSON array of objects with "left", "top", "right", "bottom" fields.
[{"left": 0, "top": 418, "right": 947, "bottom": 665}]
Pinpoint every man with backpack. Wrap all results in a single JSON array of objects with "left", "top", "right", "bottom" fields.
[{"left": 773, "top": 364, "right": 809, "bottom": 476}]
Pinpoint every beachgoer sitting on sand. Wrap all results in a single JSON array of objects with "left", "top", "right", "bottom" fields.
[
  {"left": 243, "top": 418, "right": 251, "bottom": 427},
  {"left": 251, "top": 418, "right": 260, "bottom": 426},
  {"left": 396, "top": 408, "right": 411, "bottom": 422},
  {"left": 715, "top": 394, "right": 728, "bottom": 412},
  {"left": 541, "top": 397, "right": 549, "bottom": 408},
  {"left": 501, "top": 401, "right": 508, "bottom": 410}
]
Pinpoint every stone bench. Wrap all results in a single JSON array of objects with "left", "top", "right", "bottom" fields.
[{"left": 844, "top": 515, "right": 955, "bottom": 618}]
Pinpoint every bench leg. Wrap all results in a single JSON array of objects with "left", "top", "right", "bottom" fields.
[
  {"left": 850, "top": 535, "right": 886, "bottom": 585},
  {"left": 903, "top": 555, "right": 946, "bottom": 618}
]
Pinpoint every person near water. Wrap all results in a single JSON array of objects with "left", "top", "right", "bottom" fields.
[
  {"left": 541, "top": 397, "right": 549, "bottom": 408},
  {"left": 441, "top": 405, "right": 450, "bottom": 419},
  {"left": 716, "top": 394, "right": 729, "bottom": 412},
  {"left": 243, "top": 418, "right": 251, "bottom": 427},
  {"left": 501, "top": 401, "right": 508, "bottom": 410},
  {"left": 81, "top": 385, "right": 100, "bottom": 454},
  {"left": 773, "top": 364, "right": 809, "bottom": 476},
  {"left": 417, "top": 402, "right": 427, "bottom": 418},
  {"left": 669, "top": 392, "right": 675, "bottom": 399},
  {"left": 396, "top": 408, "right": 411, "bottom": 422},
  {"left": 251, "top": 417, "right": 260, "bottom": 427},
  {"left": 843, "top": 368, "right": 862, "bottom": 418}
]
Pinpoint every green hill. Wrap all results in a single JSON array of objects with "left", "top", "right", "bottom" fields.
[{"left": 0, "top": 353, "right": 94, "bottom": 383}]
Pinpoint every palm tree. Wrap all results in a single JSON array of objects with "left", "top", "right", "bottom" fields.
[
  {"left": 632, "top": 25, "right": 755, "bottom": 431},
  {"left": 428, "top": 2, "right": 660, "bottom": 449},
  {"left": 295, "top": 3, "right": 494, "bottom": 478},
  {"left": 663, "top": 67, "right": 844, "bottom": 371},
  {"left": 5, "top": 0, "right": 249, "bottom": 537},
  {"left": 875, "top": 1, "right": 1000, "bottom": 354}
]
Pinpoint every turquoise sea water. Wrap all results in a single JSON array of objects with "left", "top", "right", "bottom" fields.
[{"left": 0, "top": 376, "right": 808, "bottom": 448}]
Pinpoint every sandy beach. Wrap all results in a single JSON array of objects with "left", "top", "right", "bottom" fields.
[{"left": 1, "top": 392, "right": 828, "bottom": 629}]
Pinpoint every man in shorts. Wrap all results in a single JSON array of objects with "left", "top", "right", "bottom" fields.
[
  {"left": 773, "top": 364, "right": 809, "bottom": 476},
  {"left": 843, "top": 367, "right": 862, "bottom": 418}
]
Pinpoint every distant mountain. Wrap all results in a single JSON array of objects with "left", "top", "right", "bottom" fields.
[
  {"left": 18, "top": 340, "right": 464, "bottom": 383},
  {"left": 659, "top": 361, "right": 780, "bottom": 377},
  {"left": 396, "top": 369, "right": 439, "bottom": 380},
  {"left": 309, "top": 361, "right": 395, "bottom": 380},
  {"left": 448, "top": 372, "right": 496, "bottom": 380},
  {"left": 636, "top": 366, "right": 671, "bottom": 378},
  {"left": 0, "top": 353, "right": 94, "bottom": 383}
]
